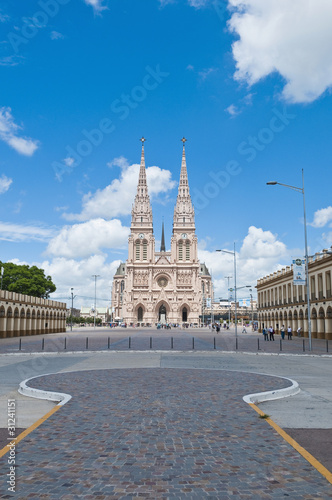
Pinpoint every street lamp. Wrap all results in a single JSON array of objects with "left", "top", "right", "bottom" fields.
[
  {"left": 71, "top": 287, "right": 74, "bottom": 332},
  {"left": 249, "top": 288, "right": 253, "bottom": 329},
  {"left": 92, "top": 275, "right": 100, "bottom": 329},
  {"left": 225, "top": 276, "right": 232, "bottom": 328},
  {"left": 217, "top": 244, "right": 238, "bottom": 335},
  {"left": 267, "top": 169, "right": 312, "bottom": 350}
]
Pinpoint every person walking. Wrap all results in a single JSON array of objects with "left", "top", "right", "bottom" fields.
[
  {"left": 297, "top": 326, "right": 302, "bottom": 337},
  {"left": 280, "top": 325, "right": 285, "bottom": 340},
  {"left": 269, "top": 326, "right": 275, "bottom": 341},
  {"left": 287, "top": 326, "right": 292, "bottom": 340},
  {"left": 263, "top": 327, "right": 268, "bottom": 341}
]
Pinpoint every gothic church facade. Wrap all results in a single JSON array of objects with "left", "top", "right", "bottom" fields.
[{"left": 111, "top": 139, "right": 212, "bottom": 325}]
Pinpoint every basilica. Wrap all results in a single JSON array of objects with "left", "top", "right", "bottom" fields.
[{"left": 111, "top": 138, "right": 213, "bottom": 325}]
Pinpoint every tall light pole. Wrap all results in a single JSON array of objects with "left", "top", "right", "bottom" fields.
[
  {"left": 267, "top": 170, "right": 312, "bottom": 350},
  {"left": 71, "top": 287, "right": 74, "bottom": 332},
  {"left": 249, "top": 288, "right": 253, "bottom": 330},
  {"left": 92, "top": 275, "right": 100, "bottom": 329},
  {"left": 217, "top": 243, "right": 238, "bottom": 336},
  {"left": 225, "top": 276, "right": 232, "bottom": 327}
]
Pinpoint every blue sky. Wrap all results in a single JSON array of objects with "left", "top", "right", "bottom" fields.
[{"left": 1, "top": 0, "right": 332, "bottom": 307}]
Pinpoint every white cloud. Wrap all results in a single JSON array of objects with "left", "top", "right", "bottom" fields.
[
  {"left": 310, "top": 206, "right": 332, "bottom": 228},
  {"left": 0, "top": 107, "right": 39, "bottom": 156},
  {"left": 46, "top": 218, "right": 130, "bottom": 258},
  {"left": 198, "top": 67, "right": 217, "bottom": 81},
  {"left": 42, "top": 255, "right": 121, "bottom": 307},
  {"left": 0, "top": 222, "right": 55, "bottom": 242},
  {"left": 0, "top": 174, "right": 12, "bottom": 194},
  {"left": 225, "top": 104, "right": 240, "bottom": 116},
  {"left": 84, "top": 0, "right": 108, "bottom": 13},
  {"left": 50, "top": 31, "right": 65, "bottom": 40},
  {"left": 188, "top": 0, "right": 209, "bottom": 7},
  {"left": 228, "top": 0, "right": 332, "bottom": 103},
  {"left": 198, "top": 226, "right": 288, "bottom": 298},
  {"left": 63, "top": 159, "right": 176, "bottom": 221}
]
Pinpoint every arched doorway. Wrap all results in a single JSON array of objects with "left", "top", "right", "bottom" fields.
[
  {"left": 182, "top": 307, "right": 188, "bottom": 322},
  {"left": 138, "top": 306, "right": 143, "bottom": 323},
  {"left": 159, "top": 304, "right": 167, "bottom": 324}
]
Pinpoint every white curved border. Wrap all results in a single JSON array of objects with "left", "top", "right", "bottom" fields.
[
  {"left": 243, "top": 376, "right": 300, "bottom": 404},
  {"left": 18, "top": 372, "right": 72, "bottom": 406}
]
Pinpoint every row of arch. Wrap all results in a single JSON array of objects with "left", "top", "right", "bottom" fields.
[
  {"left": 258, "top": 306, "right": 332, "bottom": 340},
  {"left": 136, "top": 301, "right": 190, "bottom": 324},
  {"left": 0, "top": 305, "right": 66, "bottom": 338}
]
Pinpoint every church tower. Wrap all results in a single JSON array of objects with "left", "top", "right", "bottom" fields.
[
  {"left": 127, "top": 137, "right": 155, "bottom": 264},
  {"left": 171, "top": 138, "right": 198, "bottom": 264}
]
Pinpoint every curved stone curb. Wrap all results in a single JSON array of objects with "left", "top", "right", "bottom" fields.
[
  {"left": 18, "top": 373, "right": 72, "bottom": 406},
  {"left": 243, "top": 376, "right": 300, "bottom": 404}
]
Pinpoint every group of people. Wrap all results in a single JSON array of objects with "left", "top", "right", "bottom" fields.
[{"left": 263, "top": 325, "right": 302, "bottom": 341}]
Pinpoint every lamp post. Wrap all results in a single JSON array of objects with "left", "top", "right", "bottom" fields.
[
  {"left": 249, "top": 288, "right": 253, "bottom": 330},
  {"left": 267, "top": 169, "right": 312, "bottom": 350},
  {"left": 70, "top": 287, "right": 74, "bottom": 332},
  {"left": 225, "top": 276, "right": 232, "bottom": 327},
  {"left": 92, "top": 275, "right": 100, "bottom": 329}
]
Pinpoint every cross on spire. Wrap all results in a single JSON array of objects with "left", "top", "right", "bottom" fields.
[
  {"left": 181, "top": 137, "right": 187, "bottom": 146},
  {"left": 140, "top": 137, "right": 146, "bottom": 145}
]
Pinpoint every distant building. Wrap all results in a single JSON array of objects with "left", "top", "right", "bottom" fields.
[
  {"left": 111, "top": 138, "right": 213, "bottom": 325},
  {"left": 80, "top": 307, "right": 111, "bottom": 324},
  {"left": 257, "top": 250, "right": 332, "bottom": 339}
]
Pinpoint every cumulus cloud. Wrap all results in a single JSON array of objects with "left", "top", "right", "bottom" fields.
[
  {"left": 198, "top": 226, "right": 288, "bottom": 298},
  {"left": 0, "top": 174, "right": 12, "bottom": 194},
  {"left": 46, "top": 218, "right": 130, "bottom": 258},
  {"left": 0, "top": 107, "right": 39, "bottom": 156},
  {"left": 0, "top": 222, "right": 55, "bottom": 242},
  {"left": 50, "top": 31, "right": 65, "bottom": 40},
  {"left": 84, "top": 0, "right": 108, "bottom": 13},
  {"left": 228, "top": 0, "right": 332, "bottom": 103},
  {"left": 63, "top": 159, "right": 176, "bottom": 221},
  {"left": 310, "top": 206, "right": 332, "bottom": 228}
]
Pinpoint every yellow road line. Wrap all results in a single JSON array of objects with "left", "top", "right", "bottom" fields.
[
  {"left": 0, "top": 404, "right": 62, "bottom": 458},
  {"left": 249, "top": 403, "right": 332, "bottom": 484}
]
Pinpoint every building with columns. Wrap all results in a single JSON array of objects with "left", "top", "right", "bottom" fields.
[
  {"left": 111, "top": 138, "right": 213, "bottom": 326},
  {"left": 257, "top": 250, "right": 332, "bottom": 339}
]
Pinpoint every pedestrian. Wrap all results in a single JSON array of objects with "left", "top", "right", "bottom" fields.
[
  {"left": 263, "top": 327, "right": 268, "bottom": 341},
  {"left": 216, "top": 325, "right": 220, "bottom": 334},
  {"left": 269, "top": 326, "right": 275, "bottom": 341},
  {"left": 280, "top": 325, "right": 285, "bottom": 340},
  {"left": 287, "top": 326, "right": 292, "bottom": 340},
  {"left": 297, "top": 326, "right": 302, "bottom": 337},
  {"left": 242, "top": 326, "right": 247, "bottom": 333}
]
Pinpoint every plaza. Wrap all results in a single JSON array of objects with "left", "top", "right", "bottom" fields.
[{"left": 0, "top": 326, "right": 331, "bottom": 498}]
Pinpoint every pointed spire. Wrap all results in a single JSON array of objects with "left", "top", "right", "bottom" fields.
[
  {"left": 179, "top": 137, "right": 189, "bottom": 191},
  {"left": 160, "top": 219, "right": 166, "bottom": 252},
  {"left": 131, "top": 137, "right": 153, "bottom": 229},
  {"left": 173, "top": 137, "right": 195, "bottom": 230},
  {"left": 138, "top": 136, "right": 147, "bottom": 189}
]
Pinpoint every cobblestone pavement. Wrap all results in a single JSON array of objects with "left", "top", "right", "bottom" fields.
[
  {"left": 1, "top": 369, "right": 332, "bottom": 499},
  {"left": 0, "top": 327, "right": 330, "bottom": 355}
]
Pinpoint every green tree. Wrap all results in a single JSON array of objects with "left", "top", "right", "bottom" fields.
[{"left": 0, "top": 262, "right": 56, "bottom": 298}]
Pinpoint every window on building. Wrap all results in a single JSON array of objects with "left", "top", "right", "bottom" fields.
[
  {"left": 183, "top": 217, "right": 185, "bottom": 224},
  {"left": 318, "top": 274, "right": 323, "bottom": 299},
  {"left": 326, "top": 271, "right": 331, "bottom": 298},
  {"left": 178, "top": 240, "right": 183, "bottom": 260},
  {"left": 135, "top": 240, "right": 140, "bottom": 260},
  {"left": 143, "top": 240, "right": 147, "bottom": 261},
  {"left": 186, "top": 240, "right": 190, "bottom": 261},
  {"left": 311, "top": 276, "right": 316, "bottom": 300},
  {"left": 287, "top": 283, "right": 292, "bottom": 304},
  {"left": 283, "top": 285, "right": 286, "bottom": 304}
]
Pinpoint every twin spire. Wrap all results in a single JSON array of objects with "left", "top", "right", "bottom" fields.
[{"left": 131, "top": 137, "right": 195, "bottom": 235}]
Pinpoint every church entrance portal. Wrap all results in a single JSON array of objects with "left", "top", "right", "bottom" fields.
[
  {"left": 159, "top": 304, "right": 167, "bottom": 324},
  {"left": 182, "top": 307, "right": 187, "bottom": 322},
  {"left": 137, "top": 307, "right": 143, "bottom": 322}
]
